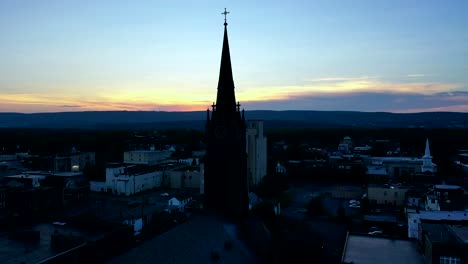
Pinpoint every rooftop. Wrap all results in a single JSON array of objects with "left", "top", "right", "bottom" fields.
[
  {"left": 125, "top": 150, "right": 171, "bottom": 153},
  {"left": 434, "top": 184, "right": 463, "bottom": 190},
  {"left": 368, "top": 183, "right": 411, "bottom": 189},
  {"left": 367, "top": 157, "right": 422, "bottom": 163},
  {"left": 342, "top": 234, "right": 424, "bottom": 264},
  {"left": 363, "top": 215, "right": 398, "bottom": 223},
  {"left": 0, "top": 223, "right": 103, "bottom": 264},
  {"left": 421, "top": 223, "right": 454, "bottom": 243},
  {"left": 448, "top": 225, "right": 468, "bottom": 243},
  {"left": 107, "top": 215, "right": 255, "bottom": 264},
  {"left": 367, "top": 166, "right": 387, "bottom": 175},
  {"left": 409, "top": 210, "right": 468, "bottom": 221},
  {"left": 5, "top": 174, "right": 46, "bottom": 179}
]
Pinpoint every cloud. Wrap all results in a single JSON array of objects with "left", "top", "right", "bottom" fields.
[
  {"left": 240, "top": 90, "right": 468, "bottom": 113},
  {"left": 304, "top": 76, "right": 380, "bottom": 82},
  {"left": 0, "top": 78, "right": 466, "bottom": 113},
  {"left": 407, "top": 74, "right": 427, "bottom": 77},
  {"left": 236, "top": 80, "right": 463, "bottom": 101}
]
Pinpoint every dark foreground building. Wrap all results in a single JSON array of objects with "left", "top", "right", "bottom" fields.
[{"left": 204, "top": 10, "right": 249, "bottom": 221}]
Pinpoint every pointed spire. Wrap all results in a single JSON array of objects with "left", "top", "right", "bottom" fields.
[
  {"left": 423, "top": 138, "right": 432, "bottom": 158},
  {"left": 215, "top": 9, "right": 236, "bottom": 113}
]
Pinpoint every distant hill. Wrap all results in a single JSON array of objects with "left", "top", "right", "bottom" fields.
[{"left": 0, "top": 110, "right": 467, "bottom": 130}]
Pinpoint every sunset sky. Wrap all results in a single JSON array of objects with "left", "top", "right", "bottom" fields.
[{"left": 1, "top": 0, "right": 467, "bottom": 113}]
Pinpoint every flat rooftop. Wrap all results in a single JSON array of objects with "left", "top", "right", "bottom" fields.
[
  {"left": 342, "top": 235, "right": 424, "bottom": 264},
  {"left": 409, "top": 210, "right": 468, "bottom": 221},
  {"left": 5, "top": 174, "right": 46, "bottom": 180},
  {"left": 0, "top": 223, "right": 101, "bottom": 264}
]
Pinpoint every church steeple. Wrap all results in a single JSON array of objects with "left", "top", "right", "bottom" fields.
[
  {"left": 422, "top": 138, "right": 435, "bottom": 173},
  {"left": 204, "top": 9, "right": 248, "bottom": 222},
  {"left": 423, "top": 138, "right": 432, "bottom": 158},
  {"left": 215, "top": 8, "right": 237, "bottom": 114}
]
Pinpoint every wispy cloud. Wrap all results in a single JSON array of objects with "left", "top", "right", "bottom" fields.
[
  {"left": 304, "top": 76, "right": 380, "bottom": 82},
  {"left": 61, "top": 105, "right": 81, "bottom": 108},
  {"left": 240, "top": 90, "right": 468, "bottom": 113},
  {"left": 407, "top": 74, "right": 427, "bottom": 78},
  {"left": 236, "top": 80, "right": 463, "bottom": 101},
  {"left": 0, "top": 78, "right": 466, "bottom": 113}
]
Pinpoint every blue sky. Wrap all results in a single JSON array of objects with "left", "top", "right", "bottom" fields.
[{"left": 0, "top": 0, "right": 467, "bottom": 113}]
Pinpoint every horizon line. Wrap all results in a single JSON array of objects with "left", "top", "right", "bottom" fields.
[{"left": 1, "top": 109, "right": 467, "bottom": 115}]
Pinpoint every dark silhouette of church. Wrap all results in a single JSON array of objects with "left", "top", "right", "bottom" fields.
[{"left": 204, "top": 9, "right": 249, "bottom": 221}]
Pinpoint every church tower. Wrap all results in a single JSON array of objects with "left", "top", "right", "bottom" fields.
[
  {"left": 204, "top": 9, "right": 248, "bottom": 221},
  {"left": 421, "top": 138, "right": 435, "bottom": 173}
]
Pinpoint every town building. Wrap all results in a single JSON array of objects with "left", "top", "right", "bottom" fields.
[
  {"left": 419, "top": 223, "right": 468, "bottom": 264},
  {"left": 365, "top": 138, "right": 437, "bottom": 182},
  {"left": 167, "top": 194, "right": 193, "bottom": 212},
  {"left": 123, "top": 150, "right": 172, "bottom": 165},
  {"left": 342, "top": 234, "right": 424, "bottom": 264},
  {"left": 275, "top": 162, "right": 286, "bottom": 174},
  {"left": 367, "top": 184, "right": 411, "bottom": 206},
  {"left": 164, "top": 167, "right": 201, "bottom": 189},
  {"left": 338, "top": 136, "right": 354, "bottom": 155},
  {"left": 246, "top": 120, "right": 267, "bottom": 186},
  {"left": 90, "top": 163, "right": 163, "bottom": 196},
  {"left": 54, "top": 151, "right": 96, "bottom": 172},
  {"left": 408, "top": 211, "right": 468, "bottom": 238}
]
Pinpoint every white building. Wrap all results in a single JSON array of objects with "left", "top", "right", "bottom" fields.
[
  {"left": 123, "top": 150, "right": 172, "bottom": 165},
  {"left": 425, "top": 195, "right": 440, "bottom": 211},
  {"left": 408, "top": 211, "right": 468, "bottom": 238},
  {"left": 365, "top": 138, "right": 437, "bottom": 181},
  {"left": 367, "top": 184, "right": 411, "bottom": 206},
  {"left": 90, "top": 164, "right": 163, "bottom": 196},
  {"left": 167, "top": 195, "right": 192, "bottom": 212},
  {"left": 246, "top": 120, "right": 267, "bottom": 186}
]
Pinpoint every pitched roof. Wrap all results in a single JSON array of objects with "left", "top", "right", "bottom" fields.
[
  {"left": 215, "top": 22, "right": 237, "bottom": 114},
  {"left": 107, "top": 215, "right": 256, "bottom": 264}
]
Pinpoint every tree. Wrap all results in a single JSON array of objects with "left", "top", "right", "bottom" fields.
[
  {"left": 337, "top": 204, "right": 346, "bottom": 222},
  {"left": 306, "top": 196, "right": 325, "bottom": 215},
  {"left": 83, "top": 163, "right": 100, "bottom": 181},
  {"left": 255, "top": 173, "right": 289, "bottom": 200}
]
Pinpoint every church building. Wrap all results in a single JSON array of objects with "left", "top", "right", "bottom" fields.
[{"left": 204, "top": 10, "right": 249, "bottom": 221}]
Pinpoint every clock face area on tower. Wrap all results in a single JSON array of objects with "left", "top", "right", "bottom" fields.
[{"left": 215, "top": 125, "right": 226, "bottom": 139}]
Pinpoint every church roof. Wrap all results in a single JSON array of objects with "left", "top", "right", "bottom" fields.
[{"left": 107, "top": 214, "right": 256, "bottom": 264}]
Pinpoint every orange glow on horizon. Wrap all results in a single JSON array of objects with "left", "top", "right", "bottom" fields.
[{"left": 0, "top": 79, "right": 465, "bottom": 113}]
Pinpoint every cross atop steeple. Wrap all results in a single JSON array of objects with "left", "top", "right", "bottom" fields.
[{"left": 221, "top": 8, "right": 230, "bottom": 26}]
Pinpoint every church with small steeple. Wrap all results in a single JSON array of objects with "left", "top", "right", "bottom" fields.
[
  {"left": 204, "top": 9, "right": 249, "bottom": 221},
  {"left": 421, "top": 138, "right": 435, "bottom": 173}
]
